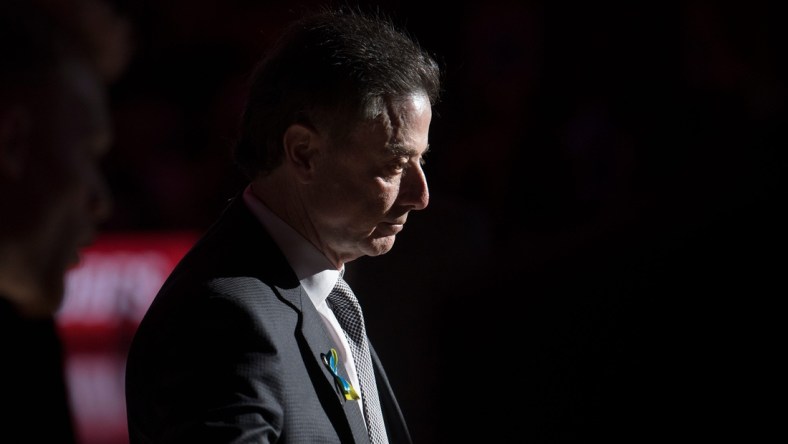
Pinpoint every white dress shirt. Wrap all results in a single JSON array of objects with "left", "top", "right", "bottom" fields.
[{"left": 242, "top": 184, "right": 366, "bottom": 418}]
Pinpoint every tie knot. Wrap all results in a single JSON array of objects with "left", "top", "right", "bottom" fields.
[
  {"left": 329, "top": 276, "right": 355, "bottom": 301},
  {"left": 327, "top": 276, "right": 366, "bottom": 343},
  {"left": 328, "top": 276, "right": 362, "bottom": 312}
]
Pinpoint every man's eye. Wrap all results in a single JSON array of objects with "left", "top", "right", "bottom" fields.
[{"left": 389, "top": 157, "right": 409, "bottom": 174}]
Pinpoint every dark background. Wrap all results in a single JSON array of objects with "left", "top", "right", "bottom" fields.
[{"left": 100, "top": 1, "right": 785, "bottom": 442}]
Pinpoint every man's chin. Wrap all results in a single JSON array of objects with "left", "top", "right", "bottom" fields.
[{"left": 365, "top": 235, "right": 396, "bottom": 257}]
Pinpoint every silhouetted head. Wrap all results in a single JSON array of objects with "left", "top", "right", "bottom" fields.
[{"left": 0, "top": 0, "right": 122, "bottom": 317}]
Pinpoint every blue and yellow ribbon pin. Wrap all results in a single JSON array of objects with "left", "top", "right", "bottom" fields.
[{"left": 321, "top": 348, "right": 360, "bottom": 401}]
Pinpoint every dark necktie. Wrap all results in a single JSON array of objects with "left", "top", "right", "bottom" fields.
[{"left": 327, "top": 276, "right": 388, "bottom": 444}]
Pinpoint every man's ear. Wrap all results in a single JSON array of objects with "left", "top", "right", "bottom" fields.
[
  {"left": 0, "top": 108, "right": 31, "bottom": 179},
  {"left": 283, "top": 123, "right": 323, "bottom": 183}
]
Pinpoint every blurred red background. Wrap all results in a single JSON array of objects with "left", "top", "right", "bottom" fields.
[{"left": 58, "top": 233, "right": 197, "bottom": 444}]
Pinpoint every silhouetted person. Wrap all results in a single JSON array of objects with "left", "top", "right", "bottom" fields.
[{"left": 0, "top": 0, "right": 129, "bottom": 441}]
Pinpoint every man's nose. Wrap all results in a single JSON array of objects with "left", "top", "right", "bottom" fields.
[{"left": 401, "top": 163, "right": 429, "bottom": 210}]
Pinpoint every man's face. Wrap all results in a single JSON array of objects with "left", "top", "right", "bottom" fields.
[
  {"left": 19, "top": 59, "right": 112, "bottom": 315},
  {"left": 309, "top": 93, "right": 432, "bottom": 265}
]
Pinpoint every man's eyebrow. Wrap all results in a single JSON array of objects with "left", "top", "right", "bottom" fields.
[{"left": 388, "top": 143, "right": 430, "bottom": 157}]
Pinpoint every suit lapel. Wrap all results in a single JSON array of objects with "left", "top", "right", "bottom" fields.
[
  {"left": 222, "top": 194, "right": 369, "bottom": 442},
  {"left": 275, "top": 283, "right": 369, "bottom": 443},
  {"left": 370, "top": 344, "right": 412, "bottom": 444}
]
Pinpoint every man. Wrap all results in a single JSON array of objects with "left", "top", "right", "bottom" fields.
[
  {"left": 0, "top": 0, "right": 118, "bottom": 441},
  {"left": 125, "top": 7, "right": 441, "bottom": 444}
]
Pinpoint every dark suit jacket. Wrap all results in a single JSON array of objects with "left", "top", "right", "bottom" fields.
[{"left": 125, "top": 195, "right": 411, "bottom": 444}]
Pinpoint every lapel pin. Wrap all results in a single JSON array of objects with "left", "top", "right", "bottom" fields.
[{"left": 321, "top": 348, "right": 360, "bottom": 401}]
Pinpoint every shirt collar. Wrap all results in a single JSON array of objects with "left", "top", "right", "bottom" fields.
[{"left": 242, "top": 184, "right": 341, "bottom": 306}]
